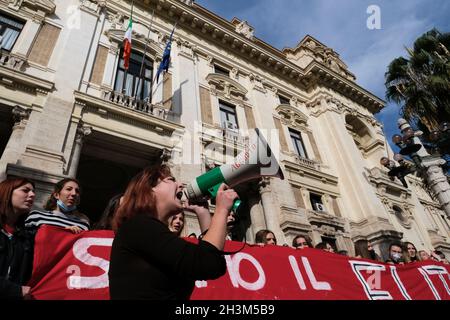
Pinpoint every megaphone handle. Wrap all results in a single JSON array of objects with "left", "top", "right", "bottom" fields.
[{"left": 232, "top": 199, "right": 241, "bottom": 213}]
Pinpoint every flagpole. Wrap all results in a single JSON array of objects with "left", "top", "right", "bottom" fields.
[
  {"left": 150, "top": 20, "right": 179, "bottom": 102},
  {"left": 134, "top": 9, "right": 155, "bottom": 102},
  {"left": 122, "top": 0, "right": 134, "bottom": 95}
]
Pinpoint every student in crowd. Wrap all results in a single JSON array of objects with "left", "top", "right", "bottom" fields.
[
  {"left": 168, "top": 212, "right": 185, "bottom": 237},
  {"left": 354, "top": 239, "right": 381, "bottom": 261},
  {"left": 94, "top": 193, "right": 123, "bottom": 230},
  {"left": 418, "top": 250, "right": 432, "bottom": 261},
  {"left": 292, "top": 235, "right": 312, "bottom": 249},
  {"left": 225, "top": 211, "right": 236, "bottom": 241},
  {"left": 0, "top": 177, "right": 36, "bottom": 299},
  {"left": 25, "top": 178, "right": 90, "bottom": 233},
  {"left": 432, "top": 250, "right": 450, "bottom": 264},
  {"left": 385, "top": 241, "right": 405, "bottom": 264},
  {"left": 337, "top": 250, "right": 349, "bottom": 256},
  {"left": 254, "top": 229, "right": 277, "bottom": 246},
  {"left": 108, "top": 165, "right": 237, "bottom": 300},
  {"left": 315, "top": 242, "right": 334, "bottom": 253},
  {"left": 404, "top": 241, "right": 419, "bottom": 263}
]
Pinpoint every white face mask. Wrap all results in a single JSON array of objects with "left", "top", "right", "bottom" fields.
[{"left": 392, "top": 252, "right": 402, "bottom": 262}]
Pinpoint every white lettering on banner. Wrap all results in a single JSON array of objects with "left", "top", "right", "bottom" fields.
[
  {"left": 288, "top": 256, "right": 306, "bottom": 290},
  {"left": 349, "top": 261, "right": 393, "bottom": 300},
  {"left": 288, "top": 256, "right": 332, "bottom": 291},
  {"left": 419, "top": 265, "right": 450, "bottom": 300},
  {"left": 390, "top": 266, "right": 412, "bottom": 300},
  {"left": 67, "top": 237, "right": 114, "bottom": 289},
  {"left": 225, "top": 253, "right": 266, "bottom": 291}
]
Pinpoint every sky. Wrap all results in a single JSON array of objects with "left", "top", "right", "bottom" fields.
[{"left": 195, "top": 0, "right": 450, "bottom": 152}]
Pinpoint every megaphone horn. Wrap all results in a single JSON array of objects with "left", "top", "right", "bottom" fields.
[{"left": 186, "top": 128, "right": 284, "bottom": 212}]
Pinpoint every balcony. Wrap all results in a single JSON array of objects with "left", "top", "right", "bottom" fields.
[
  {"left": 0, "top": 49, "right": 54, "bottom": 93},
  {"left": 102, "top": 90, "right": 180, "bottom": 123},
  {"left": 0, "top": 50, "right": 27, "bottom": 71}
]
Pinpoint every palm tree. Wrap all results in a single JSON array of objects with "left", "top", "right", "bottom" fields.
[{"left": 385, "top": 29, "right": 450, "bottom": 131}]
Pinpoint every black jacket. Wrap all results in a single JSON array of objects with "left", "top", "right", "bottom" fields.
[
  {"left": 109, "top": 214, "right": 226, "bottom": 300},
  {"left": 0, "top": 227, "right": 35, "bottom": 299}
]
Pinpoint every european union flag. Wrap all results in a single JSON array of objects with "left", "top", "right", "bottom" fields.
[{"left": 156, "top": 28, "right": 174, "bottom": 82}]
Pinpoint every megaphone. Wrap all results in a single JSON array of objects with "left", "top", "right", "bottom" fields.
[{"left": 185, "top": 128, "right": 284, "bottom": 212}]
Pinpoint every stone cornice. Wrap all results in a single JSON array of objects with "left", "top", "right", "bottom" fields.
[
  {"left": 0, "top": 64, "right": 54, "bottom": 93},
  {"left": 284, "top": 159, "right": 339, "bottom": 189},
  {"left": 112, "top": 0, "right": 384, "bottom": 115},
  {"left": 104, "top": 29, "right": 164, "bottom": 58},
  {"left": 276, "top": 104, "right": 308, "bottom": 127},
  {"left": 307, "top": 92, "right": 382, "bottom": 126},
  {"left": 7, "top": 0, "right": 56, "bottom": 16},
  {"left": 206, "top": 73, "right": 247, "bottom": 100}
]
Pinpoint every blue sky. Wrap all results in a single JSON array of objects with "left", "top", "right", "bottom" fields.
[{"left": 196, "top": 0, "right": 450, "bottom": 152}]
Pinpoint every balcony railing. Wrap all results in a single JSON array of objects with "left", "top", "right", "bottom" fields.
[
  {"left": 0, "top": 50, "right": 27, "bottom": 71},
  {"left": 293, "top": 154, "right": 319, "bottom": 170},
  {"left": 103, "top": 90, "right": 180, "bottom": 123}
]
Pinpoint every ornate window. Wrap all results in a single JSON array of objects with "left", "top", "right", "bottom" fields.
[
  {"left": 289, "top": 128, "right": 308, "bottom": 158},
  {"left": 278, "top": 95, "right": 290, "bottom": 105},
  {"left": 214, "top": 64, "right": 230, "bottom": 77},
  {"left": 114, "top": 50, "right": 153, "bottom": 100},
  {"left": 0, "top": 13, "right": 24, "bottom": 51},
  {"left": 219, "top": 100, "right": 238, "bottom": 130}
]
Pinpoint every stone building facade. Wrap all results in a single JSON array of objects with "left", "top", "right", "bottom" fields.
[{"left": 1, "top": 0, "right": 449, "bottom": 259}]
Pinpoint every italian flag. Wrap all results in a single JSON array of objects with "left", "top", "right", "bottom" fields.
[{"left": 123, "top": 18, "right": 132, "bottom": 70}]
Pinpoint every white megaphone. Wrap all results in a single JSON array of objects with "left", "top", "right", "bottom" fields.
[{"left": 185, "top": 128, "right": 284, "bottom": 212}]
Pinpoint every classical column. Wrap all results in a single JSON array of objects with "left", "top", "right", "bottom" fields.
[
  {"left": 249, "top": 195, "right": 265, "bottom": 241},
  {"left": 0, "top": 106, "right": 31, "bottom": 180},
  {"left": 259, "top": 178, "right": 283, "bottom": 241},
  {"left": 68, "top": 123, "right": 92, "bottom": 177}
]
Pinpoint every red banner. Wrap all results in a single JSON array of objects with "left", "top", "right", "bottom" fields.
[{"left": 28, "top": 226, "right": 450, "bottom": 300}]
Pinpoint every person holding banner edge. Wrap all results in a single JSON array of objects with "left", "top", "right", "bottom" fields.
[
  {"left": 0, "top": 177, "right": 36, "bottom": 299},
  {"left": 108, "top": 164, "right": 238, "bottom": 300}
]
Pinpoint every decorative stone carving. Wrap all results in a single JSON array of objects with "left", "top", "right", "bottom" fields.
[
  {"left": 75, "top": 122, "right": 92, "bottom": 144},
  {"left": 178, "top": 0, "right": 194, "bottom": 6},
  {"left": 206, "top": 73, "right": 247, "bottom": 100},
  {"left": 107, "top": 11, "right": 125, "bottom": 29},
  {"left": 80, "top": 0, "right": 106, "bottom": 14},
  {"left": 12, "top": 105, "right": 31, "bottom": 126},
  {"left": 235, "top": 20, "right": 254, "bottom": 40},
  {"left": 8, "top": 0, "right": 56, "bottom": 15},
  {"left": 276, "top": 104, "right": 308, "bottom": 128}
]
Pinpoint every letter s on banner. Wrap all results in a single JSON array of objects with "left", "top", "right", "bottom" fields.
[
  {"left": 225, "top": 253, "right": 266, "bottom": 291},
  {"left": 68, "top": 237, "right": 113, "bottom": 289}
]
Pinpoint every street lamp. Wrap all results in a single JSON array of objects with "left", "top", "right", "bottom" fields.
[
  {"left": 428, "top": 122, "right": 450, "bottom": 157},
  {"left": 380, "top": 118, "right": 450, "bottom": 217}
]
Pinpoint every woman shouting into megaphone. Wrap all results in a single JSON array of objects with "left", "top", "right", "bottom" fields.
[{"left": 108, "top": 164, "right": 238, "bottom": 300}]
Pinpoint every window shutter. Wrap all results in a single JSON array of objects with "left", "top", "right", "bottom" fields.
[
  {"left": 90, "top": 45, "right": 108, "bottom": 85},
  {"left": 244, "top": 106, "right": 256, "bottom": 129},
  {"left": 163, "top": 72, "right": 172, "bottom": 109},
  {"left": 199, "top": 86, "right": 213, "bottom": 125},
  {"left": 273, "top": 117, "right": 288, "bottom": 152},
  {"left": 333, "top": 197, "right": 342, "bottom": 217},
  {"left": 292, "top": 186, "right": 306, "bottom": 209},
  {"left": 28, "top": 23, "right": 61, "bottom": 66},
  {"left": 306, "top": 130, "right": 322, "bottom": 162}
]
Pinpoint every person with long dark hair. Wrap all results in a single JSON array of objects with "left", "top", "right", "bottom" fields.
[
  {"left": 0, "top": 177, "right": 36, "bottom": 299},
  {"left": 25, "top": 178, "right": 89, "bottom": 233},
  {"left": 354, "top": 239, "right": 381, "bottom": 261},
  {"left": 254, "top": 229, "right": 277, "bottom": 245},
  {"left": 93, "top": 193, "right": 123, "bottom": 230},
  {"left": 108, "top": 165, "right": 237, "bottom": 300}
]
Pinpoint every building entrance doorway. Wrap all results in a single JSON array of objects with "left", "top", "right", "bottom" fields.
[{"left": 76, "top": 131, "right": 162, "bottom": 225}]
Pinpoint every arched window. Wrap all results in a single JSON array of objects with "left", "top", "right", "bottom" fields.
[{"left": 114, "top": 50, "right": 153, "bottom": 100}]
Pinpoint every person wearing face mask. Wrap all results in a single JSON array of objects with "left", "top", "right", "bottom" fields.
[
  {"left": 386, "top": 242, "right": 405, "bottom": 265},
  {"left": 108, "top": 165, "right": 237, "bottom": 300},
  {"left": 354, "top": 239, "right": 381, "bottom": 261},
  {"left": 25, "top": 178, "right": 90, "bottom": 234},
  {"left": 0, "top": 177, "right": 36, "bottom": 299}
]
